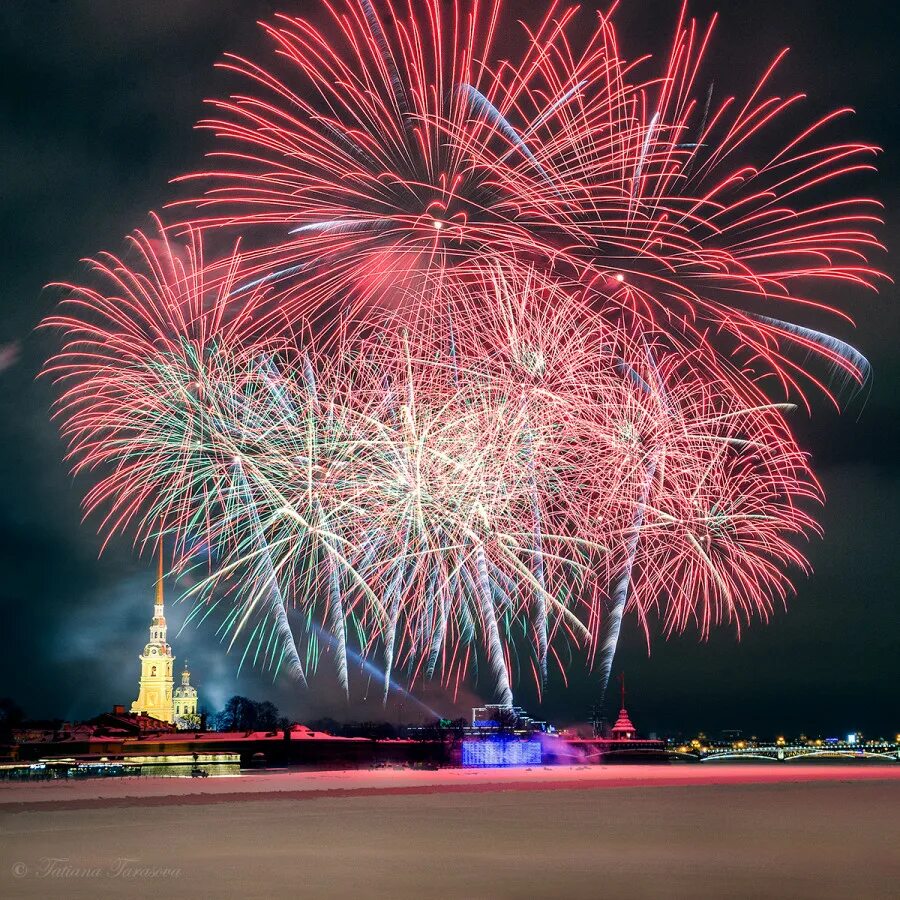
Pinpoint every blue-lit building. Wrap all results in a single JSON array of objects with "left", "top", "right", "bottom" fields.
[
  {"left": 461, "top": 737, "right": 542, "bottom": 768},
  {"left": 460, "top": 705, "right": 552, "bottom": 768}
]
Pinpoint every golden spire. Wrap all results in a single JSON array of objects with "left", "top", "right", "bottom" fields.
[{"left": 155, "top": 541, "right": 164, "bottom": 608}]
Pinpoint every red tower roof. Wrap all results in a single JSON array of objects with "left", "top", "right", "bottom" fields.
[{"left": 611, "top": 707, "right": 636, "bottom": 738}]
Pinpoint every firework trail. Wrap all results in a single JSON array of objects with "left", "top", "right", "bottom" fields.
[
  {"left": 183, "top": 0, "right": 883, "bottom": 396},
  {"left": 43, "top": 219, "right": 313, "bottom": 676},
  {"left": 451, "top": 3, "right": 884, "bottom": 399},
  {"left": 43, "top": 0, "right": 884, "bottom": 707},
  {"left": 595, "top": 342, "right": 668, "bottom": 704}
]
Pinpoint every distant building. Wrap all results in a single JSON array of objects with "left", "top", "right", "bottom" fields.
[
  {"left": 606, "top": 673, "right": 641, "bottom": 740},
  {"left": 471, "top": 704, "right": 553, "bottom": 734},
  {"left": 173, "top": 663, "right": 199, "bottom": 730},
  {"left": 130, "top": 549, "right": 199, "bottom": 725},
  {"left": 610, "top": 706, "right": 637, "bottom": 740},
  {"left": 94, "top": 707, "right": 176, "bottom": 736},
  {"left": 590, "top": 703, "right": 610, "bottom": 738},
  {"left": 558, "top": 675, "right": 668, "bottom": 761}
]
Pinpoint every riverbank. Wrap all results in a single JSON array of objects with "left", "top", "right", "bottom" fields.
[
  {"left": 1, "top": 770, "right": 897, "bottom": 898},
  {"left": 0, "top": 761, "right": 897, "bottom": 811}
]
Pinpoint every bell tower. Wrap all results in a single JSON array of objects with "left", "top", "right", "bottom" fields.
[
  {"left": 130, "top": 545, "right": 175, "bottom": 723},
  {"left": 174, "top": 660, "right": 199, "bottom": 729}
]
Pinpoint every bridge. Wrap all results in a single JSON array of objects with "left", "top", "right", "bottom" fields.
[{"left": 671, "top": 742, "right": 900, "bottom": 763}]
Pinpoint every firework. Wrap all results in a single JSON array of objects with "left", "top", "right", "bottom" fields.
[
  {"left": 185, "top": 0, "right": 883, "bottom": 395},
  {"left": 181, "top": 0, "right": 520, "bottom": 326},
  {"left": 449, "top": 3, "right": 885, "bottom": 400},
  {"left": 43, "top": 219, "right": 317, "bottom": 679},
  {"left": 45, "top": 218, "right": 267, "bottom": 545},
  {"left": 41, "top": 230, "right": 832, "bottom": 705},
  {"left": 441, "top": 267, "right": 820, "bottom": 698},
  {"left": 42, "top": 0, "right": 884, "bottom": 706},
  {"left": 588, "top": 343, "right": 820, "bottom": 698},
  {"left": 191, "top": 325, "right": 611, "bottom": 702},
  {"left": 44, "top": 239, "right": 822, "bottom": 706}
]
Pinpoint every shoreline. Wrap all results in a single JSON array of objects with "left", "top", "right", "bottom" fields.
[{"left": 3, "top": 762, "right": 898, "bottom": 813}]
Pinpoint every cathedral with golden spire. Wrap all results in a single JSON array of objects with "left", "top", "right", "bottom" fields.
[{"left": 130, "top": 547, "right": 199, "bottom": 727}]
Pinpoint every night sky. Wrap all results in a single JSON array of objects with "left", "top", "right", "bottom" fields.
[{"left": 1, "top": 0, "right": 896, "bottom": 737}]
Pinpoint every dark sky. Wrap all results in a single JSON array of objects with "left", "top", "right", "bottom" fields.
[{"left": 1, "top": 0, "right": 897, "bottom": 737}]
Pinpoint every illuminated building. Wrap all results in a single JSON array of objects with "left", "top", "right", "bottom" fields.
[
  {"left": 130, "top": 549, "right": 176, "bottom": 723},
  {"left": 461, "top": 737, "right": 542, "bottom": 768},
  {"left": 611, "top": 706, "right": 636, "bottom": 740},
  {"left": 173, "top": 662, "right": 199, "bottom": 730},
  {"left": 609, "top": 673, "right": 637, "bottom": 740},
  {"left": 463, "top": 705, "right": 551, "bottom": 767},
  {"left": 470, "top": 705, "right": 553, "bottom": 734}
]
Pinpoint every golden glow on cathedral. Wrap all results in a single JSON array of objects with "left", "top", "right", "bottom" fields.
[{"left": 130, "top": 548, "right": 199, "bottom": 727}]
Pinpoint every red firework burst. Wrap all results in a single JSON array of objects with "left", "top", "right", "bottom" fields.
[
  {"left": 42, "top": 216, "right": 278, "bottom": 551},
  {"left": 181, "top": 0, "right": 884, "bottom": 396}
]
